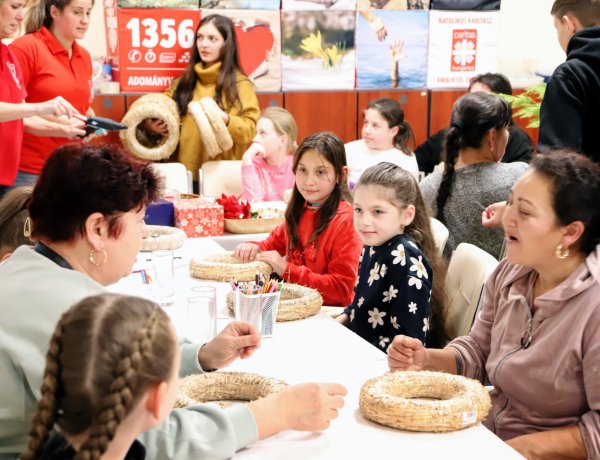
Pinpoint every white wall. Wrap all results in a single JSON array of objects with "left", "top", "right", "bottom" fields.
[{"left": 80, "top": 0, "right": 566, "bottom": 87}]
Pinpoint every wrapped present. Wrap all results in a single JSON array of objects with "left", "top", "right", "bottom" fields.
[
  {"left": 145, "top": 199, "right": 175, "bottom": 227},
  {"left": 173, "top": 198, "right": 224, "bottom": 237}
]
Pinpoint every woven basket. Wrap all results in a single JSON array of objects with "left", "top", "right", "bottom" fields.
[
  {"left": 189, "top": 251, "right": 272, "bottom": 282},
  {"left": 359, "top": 371, "right": 492, "bottom": 433},
  {"left": 140, "top": 225, "right": 186, "bottom": 252},
  {"left": 224, "top": 217, "right": 284, "bottom": 234},
  {"left": 120, "top": 93, "right": 180, "bottom": 161},
  {"left": 226, "top": 283, "right": 323, "bottom": 321},
  {"left": 200, "top": 97, "right": 233, "bottom": 152},
  {"left": 175, "top": 372, "right": 287, "bottom": 408}
]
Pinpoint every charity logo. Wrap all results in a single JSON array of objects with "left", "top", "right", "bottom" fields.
[
  {"left": 178, "top": 51, "right": 191, "bottom": 64},
  {"left": 145, "top": 50, "right": 157, "bottom": 64},
  {"left": 160, "top": 52, "right": 176, "bottom": 64},
  {"left": 451, "top": 29, "right": 477, "bottom": 72},
  {"left": 6, "top": 61, "right": 21, "bottom": 90},
  {"left": 128, "top": 49, "right": 142, "bottom": 64}
]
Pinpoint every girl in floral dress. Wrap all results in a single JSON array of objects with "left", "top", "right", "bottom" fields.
[{"left": 337, "top": 162, "right": 447, "bottom": 350}]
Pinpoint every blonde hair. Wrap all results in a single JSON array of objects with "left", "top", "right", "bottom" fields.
[
  {"left": 261, "top": 107, "right": 298, "bottom": 154},
  {"left": 0, "top": 186, "right": 33, "bottom": 258}
]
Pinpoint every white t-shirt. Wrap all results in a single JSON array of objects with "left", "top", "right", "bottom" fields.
[{"left": 344, "top": 139, "right": 419, "bottom": 189}]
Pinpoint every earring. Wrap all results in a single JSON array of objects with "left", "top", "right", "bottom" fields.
[
  {"left": 89, "top": 249, "right": 108, "bottom": 267},
  {"left": 400, "top": 224, "right": 405, "bottom": 233},
  {"left": 555, "top": 244, "right": 570, "bottom": 260}
]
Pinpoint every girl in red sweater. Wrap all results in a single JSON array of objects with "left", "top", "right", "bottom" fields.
[{"left": 235, "top": 131, "right": 363, "bottom": 306}]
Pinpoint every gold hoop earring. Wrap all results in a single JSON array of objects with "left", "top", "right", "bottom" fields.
[
  {"left": 23, "top": 217, "right": 32, "bottom": 240},
  {"left": 555, "top": 244, "right": 570, "bottom": 260},
  {"left": 89, "top": 249, "right": 108, "bottom": 267}
]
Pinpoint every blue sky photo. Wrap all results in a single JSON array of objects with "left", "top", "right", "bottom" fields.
[{"left": 357, "top": 10, "right": 429, "bottom": 89}]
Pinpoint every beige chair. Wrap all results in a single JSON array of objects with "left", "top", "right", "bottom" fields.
[
  {"left": 430, "top": 217, "right": 449, "bottom": 257},
  {"left": 444, "top": 243, "right": 499, "bottom": 341},
  {"left": 199, "top": 160, "right": 243, "bottom": 198},
  {"left": 151, "top": 162, "right": 192, "bottom": 194}
]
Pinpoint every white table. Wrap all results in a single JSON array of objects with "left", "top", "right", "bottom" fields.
[
  {"left": 211, "top": 232, "right": 269, "bottom": 251},
  {"left": 110, "top": 239, "right": 524, "bottom": 460}
]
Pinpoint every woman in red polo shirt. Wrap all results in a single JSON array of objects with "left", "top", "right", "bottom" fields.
[
  {"left": 9, "top": 0, "right": 94, "bottom": 187},
  {"left": 0, "top": 0, "right": 83, "bottom": 197}
]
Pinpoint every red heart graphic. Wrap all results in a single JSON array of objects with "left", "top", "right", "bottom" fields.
[{"left": 235, "top": 24, "right": 275, "bottom": 77}]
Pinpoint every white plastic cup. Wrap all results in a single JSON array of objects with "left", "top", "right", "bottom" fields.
[
  {"left": 186, "top": 296, "right": 217, "bottom": 342},
  {"left": 151, "top": 250, "right": 174, "bottom": 306},
  {"left": 234, "top": 284, "right": 263, "bottom": 334}
]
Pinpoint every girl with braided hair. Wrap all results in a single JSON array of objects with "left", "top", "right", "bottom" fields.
[
  {"left": 21, "top": 293, "right": 179, "bottom": 460},
  {"left": 419, "top": 92, "right": 528, "bottom": 259}
]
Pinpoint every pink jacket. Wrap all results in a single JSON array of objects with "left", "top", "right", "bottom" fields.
[
  {"left": 241, "top": 155, "right": 295, "bottom": 203},
  {"left": 448, "top": 247, "right": 600, "bottom": 458}
]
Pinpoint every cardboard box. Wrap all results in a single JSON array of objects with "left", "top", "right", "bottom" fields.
[{"left": 174, "top": 198, "right": 224, "bottom": 237}]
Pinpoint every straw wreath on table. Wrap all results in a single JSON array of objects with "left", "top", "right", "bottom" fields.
[
  {"left": 190, "top": 251, "right": 272, "bottom": 282},
  {"left": 226, "top": 283, "right": 323, "bottom": 322},
  {"left": 359, "top": 371, "right": 492, "bottom": 433},
  {"left": 140, "top": 225, "right": 186, "bottom": 252},
  {"left": 176, "top": 372, "right": 287, "bottom": 408}
]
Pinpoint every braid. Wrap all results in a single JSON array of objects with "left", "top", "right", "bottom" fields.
[
  {"left": 435, "top": 126, "right": 460, "bottom": 223},
  {"left": 20, "top": 317, "right": 68, "bottom": 460},
  {"left": 75, "top": 310, "right": 160, "bottom": 460}
]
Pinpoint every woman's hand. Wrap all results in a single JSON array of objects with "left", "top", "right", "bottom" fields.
[
  {"left": 256, "top": 250, "right": 286, "bottom": 275},
  {"left": 242, "top": 142, "right": 266, "bottom": 166},
  {"left": 249, "top": 382, "right": 347, "bottom": 438},
  {"left": 235, "top": 243, "right": 261, "bottom": 263},
  {"left": 387, "top": 335, "right": 427, "bottom": 372},
  {"left": 198, "top": 321, "right": 261, "bottom": 370},
  {"left": 482, "top": 201, "right": 507, "bottom": 229},
  {"left": 36, "top": 96, "right": 80, "bottom": 118},
  {"left": 143, "top": 118, "right": 169, "bottom": 136}
]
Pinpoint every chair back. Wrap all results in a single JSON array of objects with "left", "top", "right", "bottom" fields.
[
  {"left": 199, "top": 160, "right": 243, "bottom": 198},
  {"left": 444, "top": 243, "right": 499, "bottom": 340},
  {"left": 150, "top": 162, "right": 191, "bottom": 194},
  {"left": 430, "top": 217, "right": 449, "bottom": 257}
]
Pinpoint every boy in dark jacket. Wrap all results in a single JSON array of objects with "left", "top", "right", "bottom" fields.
[{"left": 538, "top": 0, "right": 600, "bottom": 161}]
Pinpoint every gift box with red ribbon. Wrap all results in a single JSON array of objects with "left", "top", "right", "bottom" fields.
[{"left": 173, "top": 198, "right": 224, "bottom": 237}]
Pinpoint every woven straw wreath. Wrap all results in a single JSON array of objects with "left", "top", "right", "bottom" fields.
[
  {"left": 360, "top": 371, "right": 492, "bottom": 432},
  {"left": 140, "top": 225, "right": 186, "bottom": 252},
  {"left": 175, "top": 372, "right": 287, "bottom": 408},
  {"left": 226, "top": 283, "right": 323, "bottom": 322},
  {"left": 187, "top": 97, "right": 233, "bottom": 159},
  {"left": 189, "top": 251, "right": 272, "bottom": 282},
  {"left": 188, "top": 100, "right": 221, "bottom": 159},
  {"left": 120, "top": 93, "right": 180, "bottom": 161},
  {"left": 200, "top": 97, "right": 233, "bottom": 152}
]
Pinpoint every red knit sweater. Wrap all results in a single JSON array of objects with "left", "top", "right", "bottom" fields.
[{"left": 255, "top": 201, "right": 363, "bottom": 306}]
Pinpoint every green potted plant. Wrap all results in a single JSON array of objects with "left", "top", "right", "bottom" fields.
[{"left": 498, "top": 82, "right": 547, "bottom": 128}]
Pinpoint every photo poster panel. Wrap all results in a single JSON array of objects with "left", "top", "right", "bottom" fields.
[
  {"left": 358, "top": 0, "right": 429, "bottom": 11},
  {"left": 281, "top": 10, "right": 356, "bottom": 91},
  {"left": 282, "top": 0, "right": 356, "bottom": 11},
  {"left": 427, "top": 10, "right": 499, "bottom": 89},
  {"left": 201, "top": 0, "right": 280, "bottom": 10},
  {"left": 356, "top": 10, "right": 428, "bottom": 89},
  {"left": 208, "top": 9, "right": 282, "bottom": 91},
  {"left": 117, "top": 0, "right": 199, "bottom": 7},
  {"left": 429, "top": 0, "right": 500, "bottom": 10}
]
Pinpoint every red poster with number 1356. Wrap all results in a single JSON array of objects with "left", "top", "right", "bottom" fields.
[{"left": 111, "top": 9, "right": 201, "bottom": 92}]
